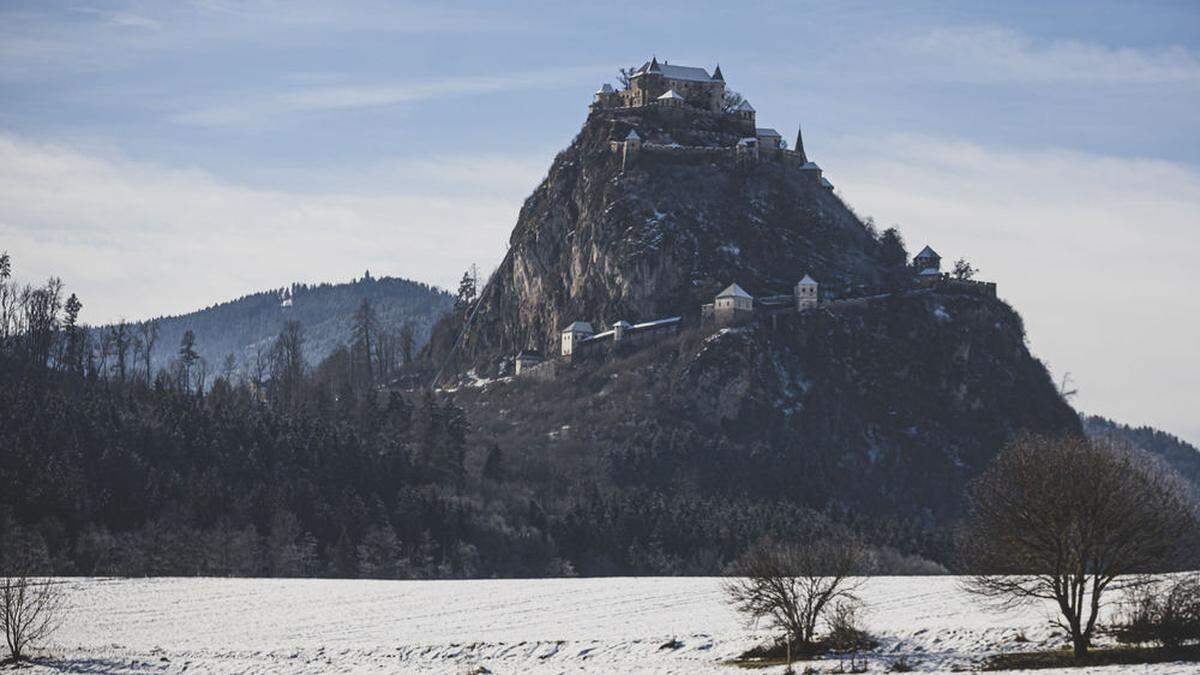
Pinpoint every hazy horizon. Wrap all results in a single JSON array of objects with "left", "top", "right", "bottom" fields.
[{"left": 1, "top": 1, "right": 1197, "bottom": 444}]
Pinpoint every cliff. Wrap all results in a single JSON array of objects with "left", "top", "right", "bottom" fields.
[{"left": 451, "top": 107, "right": 884, "bottom": 374}]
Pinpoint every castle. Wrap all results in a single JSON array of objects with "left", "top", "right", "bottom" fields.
[
  {"left": 509, "top": 59, "right": 995, "bottom": 378},
  {"left": 592, "top": 57, "right": 727, "bottom": 113},
  {"left": 592, "top": 58, "right": 800, "bottom": 162}
]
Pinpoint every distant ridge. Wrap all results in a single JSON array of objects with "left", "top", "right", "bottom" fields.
[
  {"left": 100, "top": 275, "right": 452, "bottom": 374},
  {"left": 1083, "top": 414, "right": 1200, "bottom": 495}
]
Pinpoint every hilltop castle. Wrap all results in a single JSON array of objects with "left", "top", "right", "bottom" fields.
[
  {"left": 591, "top": 57, "right": 795, "bottom": 158},
  {"left": 507, "top": 58, "right": 995, "bottom": 379}
]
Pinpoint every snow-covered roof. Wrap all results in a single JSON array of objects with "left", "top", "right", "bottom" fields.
[
  {"left": 737, "top": 137, "right": 758, "bottom": 146},
  {"left": 596, "top": 83, "right": 614, "bottom": 94},
  {"left": 756, "top": 128, "right": 781, "bottom": 137},
  {"left": 915, "top": 245, "right": 940, "bottom": 259},
  {"left": 820, "top": 177, "right": 834, "bottom": 189},
  {"left": 919, "top": 267, "right": 941, "bottom": 276},
  {"left": 632, "top": 316, "right": 681, "bottom": 330},
  {"left": 800, "top": 161, "right": 822, "bottom": 171},
  {"left": 735, "top": 99, "right": 755, "bottom": 112},
  {"left": 516, "top": 350, "right": 543, "bottom": 359},
  {"left": 658, "top": 88, "right": 685, "bottom": 100},
  {"left": 717, "top": 282, "right": 753, "bottom": 299},
  {"left": 798, "top": 274, "right": 819, "bottom": 286},
  {"left": 625, "top": 129, "right": 640, "bottom": 141},
  {"left": 582, "top": 330, "right": 613, "bottom": 342},
  {"left": 562, "top": 321, "right": 594, "bottom": 334},
  {"left": 637, "top": 61, "right": 716, "bottom": 82},
  {"left": 612, "top": 320, "right": 633, "bottom": 329}
]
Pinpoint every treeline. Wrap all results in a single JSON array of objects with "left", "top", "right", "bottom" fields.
[
  {"left": 0, "top": 252, "right": 902, "bottom": 579},
  {"left": 93, "top": 271, "right": 452, "bottom": 381},
  {"left": 1084, "top": 414, "right": 1200, "bottom": 498}
]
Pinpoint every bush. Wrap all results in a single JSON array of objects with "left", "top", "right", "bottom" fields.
[
  {"left": 826, "top": 599, "right": 876, "bottom": 652},
  {"left": 1115, "top": 575, "right": 1200, "bottom": 648}
]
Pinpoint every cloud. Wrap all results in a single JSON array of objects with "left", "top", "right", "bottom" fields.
[
  {"left": 73, "top": 7, "right": 163, "bottom": 30},
  {"left": 173, "top": 66, "right": 608, "bottom": 127},
  {"left": 0, "top": 133, "right": 544, "bottom": 325},
  {"left": 901, "top": 25, "right": 1200, "bottom": 84},
  {"left": 823, "top": 133, "right": 1200, "bottom": 445}
]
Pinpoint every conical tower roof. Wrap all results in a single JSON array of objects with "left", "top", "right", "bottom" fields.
[
  {"left": 794, "top": 123, "right": 808, "bottom": 163},
  {"left": 712, "top": 64, "right": 724, "bottom": 81}
]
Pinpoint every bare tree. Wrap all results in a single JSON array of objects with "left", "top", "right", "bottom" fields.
[
  {"left": 960, "top": 434, "right": 1200, "bottom": 657},
  {"left": 723, "top": 536, "right": 875, "bottom": 649},
  {"left": 617, "top": 65, "right": 639, "bottom": 90},
  {"left": 721, "top": 89, "right": 745, "bottom": 112},
  {"left": 399, "top": 322, "right": 415, "bottom": 367},
  {"left": 138, "top": 320, "right": 159, "bottom": 385},
  {"left": 1, "top": 540, "right": 64, "bottom": 663},
  {"left": 951, "top": 258, "right": 978, "bottom": 280},
  {"left": 109, "top": 320, "right": 131, "bottom": 384},
  {"left": 269, "top": 320, "right": 306, "bottom": 408}
]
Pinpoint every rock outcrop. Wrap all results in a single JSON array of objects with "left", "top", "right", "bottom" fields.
[{"left": 455, "top": 107, "right": 883, "bottom": 373}]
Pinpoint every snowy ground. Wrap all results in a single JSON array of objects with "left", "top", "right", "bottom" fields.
[{"left": 16, "top": 576, "right": 1196, "bottom": 673}]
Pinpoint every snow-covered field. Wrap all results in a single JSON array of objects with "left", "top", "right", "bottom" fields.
[{"left": 20, "top": 576, "right": 1194, "bottom": 673}]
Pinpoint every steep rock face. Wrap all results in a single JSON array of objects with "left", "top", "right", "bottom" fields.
[{"left": 459, "top": 108, "right": 883, "bottom": 373}]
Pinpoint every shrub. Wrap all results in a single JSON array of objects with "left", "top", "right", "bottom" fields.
[
  {"left": 826, "top": 599, "right": 876, "bottom": 652},
  {"left": 1114, "top": 575, "right": 1200, "bottom": 648}
]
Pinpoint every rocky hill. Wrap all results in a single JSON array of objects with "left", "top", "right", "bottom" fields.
[
  {"left": 451, "top": 106, "right": 885, "bottom": 373},
  {"left": 427, "top": 101, "right": 1083, "bottom": 559}
]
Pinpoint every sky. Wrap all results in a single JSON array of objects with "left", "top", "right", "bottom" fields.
[{"left": 1, "top": 1, "right": 1197, "bottom": 444}]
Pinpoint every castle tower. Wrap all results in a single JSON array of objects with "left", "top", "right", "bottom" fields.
[
  {"left": 622, "top": 129, "right": 641, "bottom": 169},
  {"left": 714, "top": 282, "right": 754, "bottom": 326},
  {"left": 713, "top": 64, "right": 724, "bottom": 81},
  {"left": 794, "top": 123, "right": 808, "bottom": 163},
  {"left": 913, "top": 246, "right": 941, "bottom": 273},
  {"left": 795, "top": 274, "right": 819, "bottom": 310},
  {"left": 561, "top": 321, "right": 595, "bottom": 357},
  {"left": 612, "top": 320, "right": 632, "bottom": 341}
]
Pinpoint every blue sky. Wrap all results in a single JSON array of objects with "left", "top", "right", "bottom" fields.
[{"left": 1, "top": 0, "right": 1198, "bottom": 443}]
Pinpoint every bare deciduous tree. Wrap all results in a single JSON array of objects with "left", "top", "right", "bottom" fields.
[
  {"left": 960, "top": 434, "right": 1200, "bottom": 657},
  {"left": 952, "top": 258, "right": 978, "bottom": 280},
  {"left": 723, "top": 536, "right": 875, "bottom": 649},
  {"left": 1, "top": 544, "right": 65, "bottom": 663}
]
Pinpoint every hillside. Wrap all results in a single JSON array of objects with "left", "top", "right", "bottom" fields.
[
  {"left": 452, "top": 289, "right": 1079, "bottom": 564},
  {"left": 1084, "top": 414, "right": 1200, "bottom": 496},
  {"left": 103, "top": 275, "right": 452, "bottom": 374},
  {"left": 425, "top": 99, "right": 1081, "bottom": 551}
]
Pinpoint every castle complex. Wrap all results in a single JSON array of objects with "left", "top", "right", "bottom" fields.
[
  {"left": 592, "top": 58, "right": 795, "bottom": 160},
  {"left": 510, "top": 58, "right": 996, "bottom": 378}
]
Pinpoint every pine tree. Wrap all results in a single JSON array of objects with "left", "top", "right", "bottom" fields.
[
  {"left": 352, "top": 298, "right": 378, "bottom": 387},
  {"left": 62, "top": 293, "right": 83, "bottom": 373},
  {"left": 482, "top": 444, "right": 505, "bottom": 482},
  {"left": 454, "top": 270, "right": 477, "bottom": 314},
  {"left": 178, "top": 330, "right": 199, "bottom": 392}
]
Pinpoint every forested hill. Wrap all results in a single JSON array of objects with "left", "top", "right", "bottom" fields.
[
  {"left": 1083, "top": 414, "right": 1200, "bottom": 495},
  {"left": 102, "top": 274, "right": 452, "bottom": 374}
]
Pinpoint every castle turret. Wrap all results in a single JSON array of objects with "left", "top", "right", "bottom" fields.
[
  {"left": 713, "top": 64, "right": 724, "bottom": 81},
  {"left": 561, "top": 321, "right": 594, "bottom": 357},
  {"left": 795, "top": 274, "right": 819, "bottom": 310},
  {"left": 621, "top": 129, "right": 641, "bottom": 169},
  {"left": 714, "top": 282, "right": 754, "bottom": 326},
  {"left": 612, "top": 320, "right": 632, "bottom": 341},
  {"left": 914, "top": 246, "right": 941, "bottom": 273},
  {"left": 794, "top": 123, "right": 808, "bottom": 163}
]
